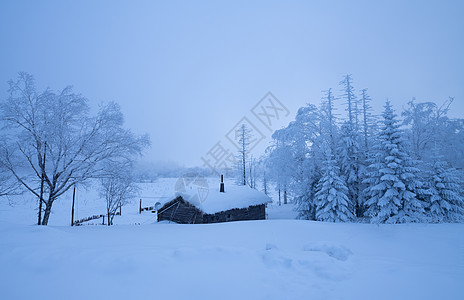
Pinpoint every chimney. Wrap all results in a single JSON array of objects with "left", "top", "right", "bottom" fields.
[{"left": 220, "top": 174, "right": 225, "bottom": 193}]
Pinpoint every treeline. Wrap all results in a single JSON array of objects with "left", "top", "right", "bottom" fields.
[{"left": 264, "top": 75, "right": 464, "bottom": 223}]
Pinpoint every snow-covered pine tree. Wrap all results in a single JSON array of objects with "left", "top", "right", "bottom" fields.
[
  {"left": 294, "top": 155, "right": 319, "bottom": 220},
  {"left": 315, "top": 152, "right": 353, "bottom": 222},
  {"left": 336, "top": 75, "right": 366, "bottom": 218},
  {"left": 363, "top": 100, "right": 424, "bottom": 223},
  {"left": 337, "top": 122, "right": 363, "bottom": 217},
  {"left": 426, "top": 148, "right": 464, "bottom": 222},
  {"left": 356, "top": 88, "right": 376, "bottom": 219}
]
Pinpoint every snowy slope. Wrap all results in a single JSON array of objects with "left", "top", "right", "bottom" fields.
[
  {"left": 0, "top": 177, "right": 463, "bottom": 300},
  {"left": 0, "top": 220, "right": 463, "bottom": 300}
]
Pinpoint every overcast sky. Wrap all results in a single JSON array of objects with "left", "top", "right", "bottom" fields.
[{"left": 1, "top": 0, "right": 463, "bottom": 168}]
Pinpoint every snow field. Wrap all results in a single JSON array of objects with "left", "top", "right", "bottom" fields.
[
  {"left": 0, "top": 177, "right": 463, "bottom": 299},
  {"left": 1, "top": 220, "right": 463, "bottom": 299}
]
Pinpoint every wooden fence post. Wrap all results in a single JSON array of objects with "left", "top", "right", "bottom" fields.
[
  {"left": 220, "top": 174, "right": 225, "bottom": 193},
  {"left": 71, "top": 186, "right": 75, "bottom": 226}
]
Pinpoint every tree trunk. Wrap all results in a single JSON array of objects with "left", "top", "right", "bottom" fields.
[
  {"left": 71, "top": 186, "right": 76, "bottom": 226},
  {"left": 37, "top": 196, "right": 43, "bottom": 225},
  {"left": 38, "top": 142, "right": 46, "bottom": 225},
  {"left": 242, "top": 155, "right": 246, "bottom": 186},
  {"left": 263, "top": 177, "right": 267, "bottom": 195},
  {"left": 41, "top": 202, "right": 53, "bottom": 225}
]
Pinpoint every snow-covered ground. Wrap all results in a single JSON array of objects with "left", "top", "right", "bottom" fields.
[{"left": 1, "top": 177, "right": 463, "bottom": 299}]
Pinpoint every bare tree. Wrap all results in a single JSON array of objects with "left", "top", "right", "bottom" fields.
[
  {"left": 236, "top": 124, "right": 252, "bottom": 185},
  {"left": 360, "top": 88, "right": 375, "bottom": 151},
  {"left": 339, "top": 74, "right": 359, "bottom": 131},
  {"left": 402, "top": 97, "right": 454, "bottom": 161},
  {"left": 0, "top": 146, "right": 20, "bottom": 198},
  {"left": 0, "top": 73, "right": 149, "bottom": 225},
  {"left": 320, "top": 88, "right": 338, "bottom": 154},
  {"left": 247, "top": 155, "right": 258, "bottom": 189},
  {"left": 100, "top": 162, "right": 139, "bottom": 226},
  {"left": 262, "top": 168, "right": 268, "bottom": 195}
]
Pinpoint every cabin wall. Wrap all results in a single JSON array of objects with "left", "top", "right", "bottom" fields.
[
  {"left": 158, "top": 196, "right": 267, "bottom": 224},
  {"left": 157, "top": 198, "right": 204, "bottom": 224},
  {"left": 203, "top": 204, "right": 266, "bottom": 224}
]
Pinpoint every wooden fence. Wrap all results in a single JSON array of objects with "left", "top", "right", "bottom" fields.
[{"left": 73, "top": 211, "right": 121, "bottom": 226}]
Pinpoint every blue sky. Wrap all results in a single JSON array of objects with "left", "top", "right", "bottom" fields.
[{"left": 1, "top": 0, "right": 463, "bottom": 167}]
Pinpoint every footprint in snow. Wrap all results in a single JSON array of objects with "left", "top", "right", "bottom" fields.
[
  {"left": 303, "top": 243, "right": 352, "bottom": 261},
  {"left": 265, "top": 243, "right": 278, "bottom": 251}
]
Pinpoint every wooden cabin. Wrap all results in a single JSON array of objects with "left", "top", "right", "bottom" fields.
[{"left": 157, "top": 184, "right": 271, "bottom": 224}]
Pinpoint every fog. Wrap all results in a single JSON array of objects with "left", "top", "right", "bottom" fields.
[{"left": 1, "top": 0, "right": 462, "bottom": 167}]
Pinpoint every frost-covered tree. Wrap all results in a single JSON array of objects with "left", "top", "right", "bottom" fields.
[
  {"left": 0, "top": 73, "right": 149, "bottom": 225},
  {"left": 442, "top": 118, "right": 464, "bottom": 169},
  {"left": 293, "top": 157, "right": 319, "bottom": 220},
  {"left": 267, "top": 137, "right": 293, "bottom": 205},
  {"left": 337, "top": 122, "right": 363, "bottom": 216},
  {"left": 100, "top": 162, "right": 139, "bottom": 226},
  {"left": 320, "top": 88, "right": 338, "bottom": 153},
  {"left": 236, "top": 123, "right": 252, "bottom": 186},
  {"left": 360, "top": 88, "right": 376, "bottom": 152},
  {"left": 287, "top": 104, "right": 324, "bottom": 208},
  {"left": 426, "top": 149, "right": 464, "bottom": 222},
  {"left": 261, "top": 161, "right": 269, "bottom": 195},
  {"left": 290, "top": 104, "right": 329, "bottom": 217},
  {"left": 0, "top": 146, "right": 20, "bottom": 197},
  {"left": 267, "top": 103, "right": 323, "bottom": 210},
  {"left": 340, "top": 74, "right": 358, "bottom": 130},
  {"left": 334, "top": 76, "right": 366, "bottom": 217},
  {"left": 402, "top": 98, "right": 453, "bottom": 160},
  {"left": 262, "top": 170, "right": 268, "bottom": 195},
  {"left": 363, "top": 101, "right": 424, "bottom": 223},
  {"left": 261, "top": 75, "right": 462, "bottom": 224},
  {"left": 247, "top": 156, "right": 258, "bottom": 189},
  {"left": 315, "top": 153, "right": 353, "bottom": 222}
]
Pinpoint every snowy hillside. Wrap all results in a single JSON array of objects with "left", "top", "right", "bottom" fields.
[
  {"left": 1, "top": 220, "right": 463, "bottom": 300},
  {"left": 1, "top": 178, "right": 463, "bottom": 300}
]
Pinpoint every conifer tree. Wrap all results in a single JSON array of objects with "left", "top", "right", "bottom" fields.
[
  {"left": 315, "top": 153, "right": 353, "bottom": 222},
  {"left": 426, "top": 149, "right": 464, "bottom": 222},
  {"left": 364, "top": 101, "right": 423, "bottom": 223},
  {"left": 337, "top": 122, "right": 362, "bottom": 216}
]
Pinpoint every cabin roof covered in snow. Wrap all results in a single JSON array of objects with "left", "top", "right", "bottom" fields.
[{"left": 174, "top": 184, "right": 272, "bottom": 214}]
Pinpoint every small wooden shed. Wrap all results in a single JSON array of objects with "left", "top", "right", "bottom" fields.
[{"left": 157, "top": 185, "right": 271, "bottom": 224}]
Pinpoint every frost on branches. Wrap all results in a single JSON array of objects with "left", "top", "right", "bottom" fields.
[
  {"left": 363, "top": 101, "right": 423, "bottom": 223},
  {"left": 426, "top": 150, "right": 464, "bottom": 222},
  {"left": 315, "top": 153, "right": 353, "bottom": 222}
]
